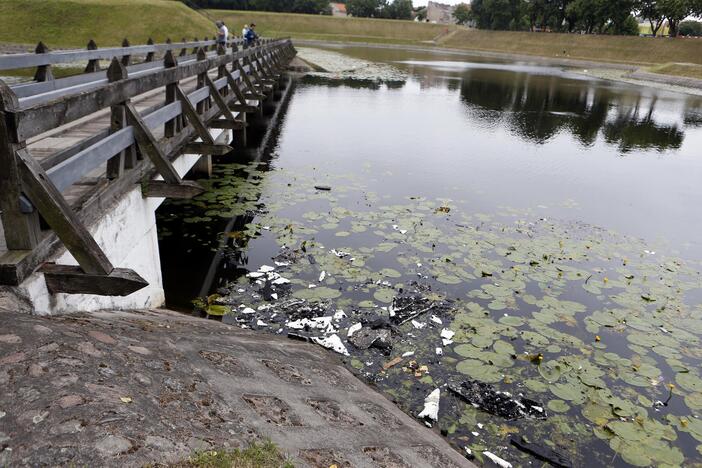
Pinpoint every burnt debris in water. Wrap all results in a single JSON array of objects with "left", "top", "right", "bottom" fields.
[
  {"left": 510, "top": 436, "right": 572, "bottom": 468},
  {"left": 448, "top": 380, "right": 547, "bottom": 421}
]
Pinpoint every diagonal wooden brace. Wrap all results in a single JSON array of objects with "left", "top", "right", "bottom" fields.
[
  {"left": 235, "top": 61, "right": 265, "bottom": 100},
  {"left": 125, "top": 102, "right": 183, "bottom": 185},
  {"left": 257, "top": 52, "right": 278, "bottom": 80},
  {"left": 175, "top": 86, "right": 216, "bottom": 144},
  {"left": 224, "top": 68, "right": 260, "bottom": 109},
  {"left": 205, "top": 76, "right": 237, "bottom": 121},
  {"left": 244, "top": 56, "right": 271, "bottom": 87},
  {"left": 16, "top": 149, "right": 113, "bottom": 276}
]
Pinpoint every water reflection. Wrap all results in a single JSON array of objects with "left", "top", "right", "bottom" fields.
[
  {"left": 458, "top": 71, "right": 686, "bottom": 152},
  {"left": 316, "top": 44, "right": 702, "bottom": 154}
]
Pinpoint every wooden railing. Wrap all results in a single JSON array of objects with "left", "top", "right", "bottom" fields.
[{"left": 0, "top": 37, "right": 296, "bottom": 295}]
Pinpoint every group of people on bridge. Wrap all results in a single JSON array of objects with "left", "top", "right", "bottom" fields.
[{"left": 215, "top": 20, "right": 259, "bottom": 47}]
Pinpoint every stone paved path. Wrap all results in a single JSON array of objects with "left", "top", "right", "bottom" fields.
[{"left": 0, "top": 307, "right": 474, "bottom": 467}]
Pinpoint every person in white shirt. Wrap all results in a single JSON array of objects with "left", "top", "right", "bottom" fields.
[
  {"left": 215, "top": 21, "right": 229, "bottom": 46},
  {"left": 242, "top": 24, "right": 249, "bottom": 39}
]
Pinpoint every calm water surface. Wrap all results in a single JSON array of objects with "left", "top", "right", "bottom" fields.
[{"left": 158, "top": 46, "right": 702, "bottom": 467}]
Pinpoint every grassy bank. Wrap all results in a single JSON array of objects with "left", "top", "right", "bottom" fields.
[
  {"left": 0, "top": 0, "right": 215, "bottom": 48},
  {"left": 648, "top": 62, "right": 702, "bottom": 80},
  {"left": 441, "top": 29, "right": 702, "bottom": 66},
  {"left": 209, "top": 9, "right": 455, "bottom": 45},
  {"left": 211, "top": 9, "right": 702, "bottom": 68}
]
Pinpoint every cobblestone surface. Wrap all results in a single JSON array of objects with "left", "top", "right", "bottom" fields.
[{"left": 0, "top": 307, "right": 473, "bottom": 467}]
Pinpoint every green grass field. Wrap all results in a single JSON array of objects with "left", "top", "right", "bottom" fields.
[
  {"left": 209, "top": 9, "right": 455, "bottom": 45},
  {"left": 0, "top": 0, "right": 215, "bottom": 48},
  {"left": 441, "top": 29, "right": 702, "bottom": 66},
  {"left": 648, "top": 62, "right": 702, "bottom": 80}
]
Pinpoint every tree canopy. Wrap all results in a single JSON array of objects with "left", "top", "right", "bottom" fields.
[{"left": 468, "top": 0, "right": 702, "bottom": 36}]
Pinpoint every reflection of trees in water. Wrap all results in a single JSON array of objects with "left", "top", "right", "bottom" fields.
[
  {"left": 301, "top": 75, "right": 404, "bottom": 90},
  {"left": 458, "top": 71, "right": 694, "bottom": 152},
  {"left": 684, "top": 108, "right": 702, "bottom": 127}
]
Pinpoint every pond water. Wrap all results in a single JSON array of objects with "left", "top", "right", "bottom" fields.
[{"left": 157, "top": 46, "right": 702, "bottom": 467}]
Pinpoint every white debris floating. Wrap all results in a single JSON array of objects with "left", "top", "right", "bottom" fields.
[
  {"left": 417, "top": 388, "right": 440, "bottom": 426},
  {"left": 333, "top": 309, "right": 347, "bottom": 321},
  {"left": 430, "top": 315, "right": 443, "bottom": 325},
  {"left": 411, "top": 320, "right": 426, "bottom": 329},
  {"left": 402, "top": 351, "right": 415, "bottom": 358},
  {"left": 441, "top": 328, "right": 455, "bottom": 346},
  {"left": 311, "top": 334, "right": 349, "bottom": 356},
  {"left": 287, "top": 316, "right": 333, "bottom": 331},
  {"left": 319, "top": 271, "right": 326, "bottom": 282},
  {"left": 347, "top": 323, "right": 362, "bottom": 337},
  {"left": 482, "top": 451, "right": 512, "bottom": 468},
  {"left": 436, "top": 347, "right": 443, "bottom": 356}
]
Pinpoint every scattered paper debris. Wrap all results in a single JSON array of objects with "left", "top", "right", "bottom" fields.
[
  {"left": 418, "top": 388, "right": 440, "bottom": 425},
  {"left": 482, "top": 451, "right": 512, "bottom": 468},
  {"left": 334, "top": 309, "right": 346, "bottom": 321},
  {"left": 347, "top": 323, "right": 362, "bottom": 337},
  {"left": 402, "top": 351, "right": 415, "bottom": 358},
  {"left": 441, "top": 328, "right": 455, "bottom": 346},
  {"left": 311, "top": 334, "right": 349, "bottom": 355}
]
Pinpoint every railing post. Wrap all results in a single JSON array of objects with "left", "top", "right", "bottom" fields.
[
  {"left": 84, "top": 39, "right": 100, "bottom": 73},
  {"left": 121, "top": 38, "right": 131, "bottom": 66},
  {"left": 33, "top": 42, "right": 53, "bottom": 82},
  {"left": 0, "top": 81, "right": 41, "bottom": 250},
  {"left": 145, "top": 37, "right": 155, "bottom": 62},
  {"left": 196, "top": 48, "right": 209, "bottom": 115},
  {"left": 217, "top": 44, "right": 228, "bottom": 97},
  {"left": 164, "top": 50, "right": 180, "bottom": 138},
  {"left": 179, "top": 37, "right": 187, "bottom": 57},
  {"left": 192, "top": 38, "right": 199, "bottom": 55},
  {"left": 106, "top": 59, "right": 130, "bottom": 178}
]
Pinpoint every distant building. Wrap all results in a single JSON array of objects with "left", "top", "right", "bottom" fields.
[
  {"left": 426, "top": 1, "right": 457, "bottom": 24},
  {"left": 330, "top": 2, "right": 347, "bottom": 17}
]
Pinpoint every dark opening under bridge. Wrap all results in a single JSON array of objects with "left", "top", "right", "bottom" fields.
[{"left": 0, "top": 36, "right": 297, "bottom": 313}]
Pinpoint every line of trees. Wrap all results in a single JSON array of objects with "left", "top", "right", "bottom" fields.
[
  {"left": 461, "top": 0, "right": 702, "bottom": 37},
  {"left": 188, "top": 0, "right": 332, "bottom": 15},
  {"left": 345, "top": 0, "right": 413, "bottom": 19},
  {"left": 186, "top": 0, "right": 414, "bottom": 19}
]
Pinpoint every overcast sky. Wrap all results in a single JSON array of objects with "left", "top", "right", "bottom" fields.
[{"left": 413, "top": 0, "right": 466, "bottom": 6}]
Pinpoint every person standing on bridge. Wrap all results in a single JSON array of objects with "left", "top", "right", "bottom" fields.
[
  {"left": 245, "top": 23, "right": 258, "bottom": 47},
  {"left": 242, "top": 24, "right": 250, "bottom": 40},
  {"left": 215, "top": 20, "right": 229, "bottom": 46}
]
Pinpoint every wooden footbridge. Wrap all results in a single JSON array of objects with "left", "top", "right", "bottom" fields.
[{"left": 0, "top": 37, "right": 296, "bottom": 309}]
